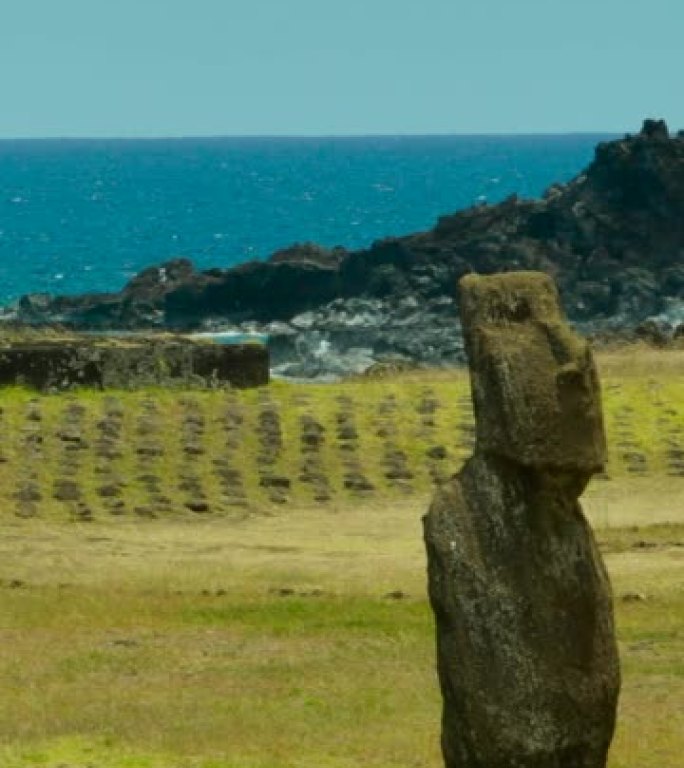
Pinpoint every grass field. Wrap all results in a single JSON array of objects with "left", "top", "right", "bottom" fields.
[
  {"left": 0, "top": 344, "right": 681, "bottom": 520},
  {"left": 1, "top": 345, "right": 683, "bottom": 767}
]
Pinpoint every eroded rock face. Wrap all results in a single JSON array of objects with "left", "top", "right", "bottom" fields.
[
  {"left": 424, "top": 272, "right": 620, "bottom": 768},
  {"left": 13, "top": 119, "right": 684, "bottom": 339}
]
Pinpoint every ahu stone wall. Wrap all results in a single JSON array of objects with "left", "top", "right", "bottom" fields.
[{"left": 0, "top": 339, "right": 269, "bottom": 391}]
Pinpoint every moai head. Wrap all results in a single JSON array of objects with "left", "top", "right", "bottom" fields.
[{"left": 459, "top": 272, "right": 606, "bottom": 472}]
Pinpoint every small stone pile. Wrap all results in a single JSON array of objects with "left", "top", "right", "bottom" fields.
[{"left": 424, "top": 272, "right": 621, "bottom": 768}]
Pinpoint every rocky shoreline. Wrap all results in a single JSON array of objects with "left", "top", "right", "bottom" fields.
[{"left": 6, "top": 119, "right": 684, "bottom": 378}]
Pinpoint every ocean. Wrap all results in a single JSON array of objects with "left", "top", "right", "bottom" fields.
[{"left": 0, "top": 134, "right": 615, "bottom": 305}]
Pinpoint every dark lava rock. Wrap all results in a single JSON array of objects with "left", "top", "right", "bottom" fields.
[
  {"left": 337, "top": 424, "right": 359, "bottom": 441},
  {"left": 105, "top": 499, "right": 126, "bottom": 514},
  {"left": 185, "top": 500, "right": 211, "bottom": 513},
  {"left": 14, "top": 484, "right": 42, "bottom": 502},
  {"left": 182, "top": 443, "right": 205, "bottom": 456},
  {"left": 634, "top": 318, "right": 674, "bottom": 346},
  {"left": 97, "top": 483, "right": 123, "bottom": 498},
  {"left": 343, "top": 473, "right": 375, "bottom": 492},
  {"left": 136, "top": 443, "right": 164, "bottom": 458},
  {"left": 11, "top": 120, "right": 684, "bottom": 377},
  {"left": 259, "top": 475, "right": 292, "bottom": 489},
  {"left": 53, "top": 480, "right": 82, "bottom": 502}
]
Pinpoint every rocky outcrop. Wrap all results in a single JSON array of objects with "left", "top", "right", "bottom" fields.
[
  {"left": 423, "top": 272, "right": 620, "bottom": 768},
  {"left": 10, "top": 120, "right": 684, "bottom": 375},
  {"left": 0, "top": 339, "right": 268, "bottom": 392}
]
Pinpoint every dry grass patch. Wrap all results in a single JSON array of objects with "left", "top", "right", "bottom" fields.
[
  {"left": 1, "top": 476, "right": 683, "bottom": 767},
  {"left": 0, "top": 346, "right": 682, "bottom": 766}
]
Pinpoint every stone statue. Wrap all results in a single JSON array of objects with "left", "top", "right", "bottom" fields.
[{"left": 424, "top": 272, "right": 620, "bottom": 768}]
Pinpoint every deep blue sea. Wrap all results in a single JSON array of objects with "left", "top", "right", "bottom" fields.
[{"left": 0, "top": 135, "right": 615, "bottom": 304}]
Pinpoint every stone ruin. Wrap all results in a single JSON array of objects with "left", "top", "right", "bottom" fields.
[
  {"left": 423, "top": 272, "right": 621, "bottom": 768},
  {"left": 0, "top": 337, "right": 269, "bottom": 391}
]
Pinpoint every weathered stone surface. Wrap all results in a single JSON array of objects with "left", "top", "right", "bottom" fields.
[
  {"left": 424, "top": 272, "right": 620, "bottom": 768},
  {"left": 459, "top": 272, "right": 606, "bottom": 471},
  {"left": 0, "top": 339, "right": 269, "bottom": 391}
]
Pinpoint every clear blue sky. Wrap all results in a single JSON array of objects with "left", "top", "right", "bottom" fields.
[{"left": 0, "top": 0, "right": 681, "bottom": 137}]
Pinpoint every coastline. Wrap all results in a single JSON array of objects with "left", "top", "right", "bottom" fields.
[{"left": 3, "top": 120, "right": 684, "bottom": 378}]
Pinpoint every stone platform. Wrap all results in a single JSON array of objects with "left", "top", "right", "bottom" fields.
[{"left": 0, "top": 337, "right": 269, "bottom": 391}]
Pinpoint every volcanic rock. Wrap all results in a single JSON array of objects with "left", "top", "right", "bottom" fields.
[
  {"left": 0, "top": 338, "right": 268, "bottom": 391},
  {"left": 423, "top": 272, "right": 620, "bottom": 768},
  {"left": 11, "top": 120, "right": 684, "bottom": 376}
]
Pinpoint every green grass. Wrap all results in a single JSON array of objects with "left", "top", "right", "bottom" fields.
[
  {"left": 1, "top": 509, "right": 683, "bottom": 767},
  {"left": 1, "top": 347, "right": 683, "bottom": 767},
  {"left": 0, "top": 348, "right": 681, "bottom": 521},
  {"left": 181, "top": 595, "right": 431, "bottom": 636}
]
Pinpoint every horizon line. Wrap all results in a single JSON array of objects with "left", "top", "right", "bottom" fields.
[{"left": 0, "top": 130, "right": 625, "bottom": 142}]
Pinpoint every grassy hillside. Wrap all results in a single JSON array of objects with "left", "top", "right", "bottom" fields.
[
  {"left": 0, "top": 345, "right": 682, "bottom": 521},
  {"left": 1, "top": 345, "right": 682, "bottom": 767}
]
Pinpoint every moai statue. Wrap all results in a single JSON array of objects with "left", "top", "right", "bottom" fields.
[{"left": 424, "top": 272, "right": 620, "bottom": 768}]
